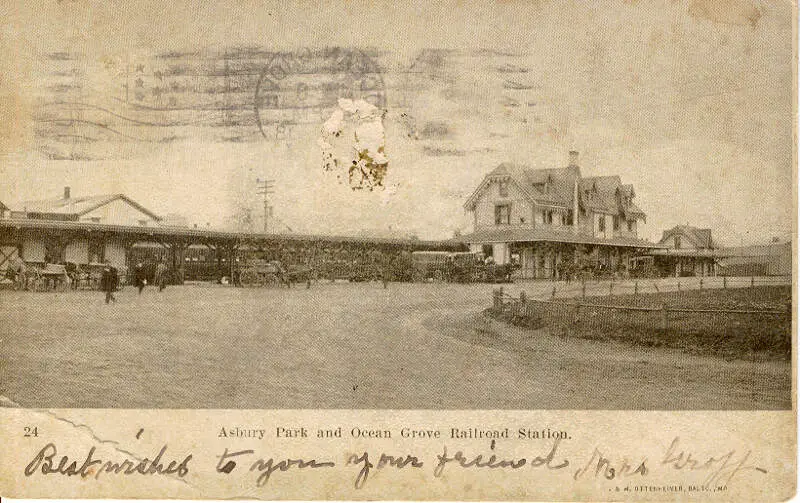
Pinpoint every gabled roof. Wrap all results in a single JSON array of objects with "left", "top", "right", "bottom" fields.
[
  {"left": 465, "top": 161, "right": 646, "bottom": 221},
  {"left": 16, "top": 194, "right": 162, "bottom": 221},
  {"left": 464, "top": 162, "right": 579, "bottom": 210},
  {"left": 525, "top": 167, "right": 578, "bottom": 206},
  {"left": 659, "top": 225, "right": 715, "bottom": 249},
  {"left": 579, "top": 176, "right": 620, "bottom": 213},
  {"left": 463, "top": 163, "right": 534, "bottom": 210}
]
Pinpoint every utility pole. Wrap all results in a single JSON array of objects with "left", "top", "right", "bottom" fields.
[{"left": 256, "top": 178, "right": 275, "bottom": 233}]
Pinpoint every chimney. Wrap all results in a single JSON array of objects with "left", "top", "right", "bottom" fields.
[
  {"left": 63, "top": 186, "right": 71, "bottom": 199},
  {"left": 568, "top": 150, "right": 579, "bottom": 167}
]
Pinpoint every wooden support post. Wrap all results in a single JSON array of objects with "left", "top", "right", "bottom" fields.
[
  {"left": 634, "top": 281, "right": 638, "bottom": 295},
  {"left": 609, "top": 282, "right": 613, "bottom": 296},
  {"left": 582, "top": 279, "right": 586, "bottom": 299},
  {"left": 677, "top": 281, "right": 681, "bottom": 291},
  {"left": 699, "top": 277, "right": 703, "bottom": 290},
  {"left": 172, "top": 241, "right": 186, "bottom": 285},
  {"left": 660, "top": 304, "right": 668, "bottom": 331},
  {"left": 723, "top": 276, "right": 727, "bottom": 289},
  {"left": 751, "top": 276, "right": 754, "bottom": 287},
  {"left": 551, "top": 286, "right": 556, "bottom": 299},
  {"left": 228, "top": 245, "right": 236, "bottom": 284}
]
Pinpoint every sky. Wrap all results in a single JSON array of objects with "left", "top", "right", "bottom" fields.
[{"left": 0, "top": 0, "right": 794, "bottom": 246}]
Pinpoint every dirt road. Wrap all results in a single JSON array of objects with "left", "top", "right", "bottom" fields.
[{"left": 0, "top": 281, "right": 790, "bottom": 409}]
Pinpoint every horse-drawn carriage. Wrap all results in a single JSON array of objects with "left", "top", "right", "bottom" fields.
[
  {"left": 410, "top": 251, "right": 515, "bottom": 283},
  {"left": 235, "top": 259, "right": 313, "bottom": 287}
]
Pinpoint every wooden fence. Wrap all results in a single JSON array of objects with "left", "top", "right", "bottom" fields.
[{"left": 490, "top": 277, "right": 792, "bottom": 355}]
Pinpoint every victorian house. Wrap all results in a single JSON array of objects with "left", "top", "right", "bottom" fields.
[{"left": 461, "top": 151, "right": 660, "bottom": 279}]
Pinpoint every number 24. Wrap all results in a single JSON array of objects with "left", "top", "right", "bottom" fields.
[{"left": 23, "top": 426, "right": 38, "bottom": 437}]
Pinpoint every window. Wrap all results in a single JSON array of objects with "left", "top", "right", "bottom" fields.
[
  {"left": 598, "top": 215, "right": 606, "bottom": 232},
  {"left": 613, "top": 215, "right": 620, "bottom": 231},
  {"left": 674, "top": 235, "right": 681, "bottom": 249},
  {"left": 566, "top": 210, "right": 574, "bottom": 226},
  {"left": 498, "top": 181, "right": 509, "bottom": 197},
  {"left": 542, "top": 210, "right": 553, "bottom": 224},
  {"left": 495, "top": 204, "right": 511, "bottom": 225},
  {"left": 627, "top": 220, "right": 634, "bottom": 232}
]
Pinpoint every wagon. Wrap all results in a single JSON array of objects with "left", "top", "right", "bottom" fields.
[
  {"left": 410, "top": 251, "right": 452, "bottom": 282},
  {"left": 236, "top": 259, "right": 314, "bottom": 287},
  {"left": 410, "top": 251, "right": 514, "bottom": 283}
]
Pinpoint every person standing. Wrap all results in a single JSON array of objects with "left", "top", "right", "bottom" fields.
[
  {"left": 11, "top": 256, "right": 26, "bottom": 291},
  {"left": 134, "top": 262, "right": 147, "bottom": 295},
  {"left": 154, "top": 260, "right": 168, "bottom": 292},
  {"left": 101, "top": 261, "right": 118, "bottom": 304}
]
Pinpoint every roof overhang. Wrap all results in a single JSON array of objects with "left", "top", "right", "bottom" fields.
[
  {"left": 0, "top": 218, "right": 459, "bottom": 248},
  {"left": 459, "top": 227, "right": 665, "bottom": 249}
]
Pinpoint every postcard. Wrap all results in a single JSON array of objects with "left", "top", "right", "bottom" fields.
[{"left": 0, "top": 0, "right": 795, "bottom": 500}]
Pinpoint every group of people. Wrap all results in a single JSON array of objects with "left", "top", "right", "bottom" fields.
[
  {"left": 132, "top": 260, "right": 170, "bottom": 295},
  {"left": 101, "top": 260, "right": 169, "bottom": 303},
  {"left": 1, "top": 258, "right": 170, "bottom": 304}
]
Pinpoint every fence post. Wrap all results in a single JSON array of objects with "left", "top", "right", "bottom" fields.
[
  {"left": 699, "top": 278, "right": 703, "bottom": 290},
  {"left": 551, "top": 286, "right": 556, "bottom": 299},
  {"left": 493, "top": 288, "right": 501, "bottom": 310},
  {"left": 723, "top": 276, "right": 727, "bottom": 289},
  {"left": 660, "top": 304, "right": 668, "bottom": 331},
  {"left": 609, "top": 282, "right": 613, "bottom": 296},
  {"left": 677, "top": 281, "right": 681, "bottom": 292},
  {"left": 653, "top": 282, "right": 659, "bottom": 293},
  {"left": 634, "top": 281, "right": 638, "bottom": 295},
  {"left": 582, "top": 279, "right": 586, "bottom": 299},
  {"left": 751, "top": 276, "right": 754, "bottom": 287}
]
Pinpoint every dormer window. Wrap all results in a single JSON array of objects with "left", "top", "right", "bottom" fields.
[{"left": 674, "top": 235, "right": 681, "bottom": 249}]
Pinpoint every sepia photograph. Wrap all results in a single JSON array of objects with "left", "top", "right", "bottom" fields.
[
  {"left": 1, "top": 1, "right": 797, "bottom": 501},
  {"left": 0, "top": 0, "right": 793, "bottom": 413}
]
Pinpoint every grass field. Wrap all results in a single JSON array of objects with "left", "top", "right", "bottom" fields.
[
  {"left": 0, "top": 281, "right": 791, "bottom": 409},
  {"left": 493, "top": 285, "right": 792, "bottom": 360}
]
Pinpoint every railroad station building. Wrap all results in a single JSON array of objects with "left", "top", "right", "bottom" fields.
[
  {"left": 0, "top": 187, "right": 458, "bottom": 284},
  {"left": 461, "top": 151, "right": 661, "bottom": 279},
  {"left": 0, "top": 187, "right": 163, "bottom": 272},
  {"left": 649, "top": 225, "right": 718, "bottom": 277}
]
